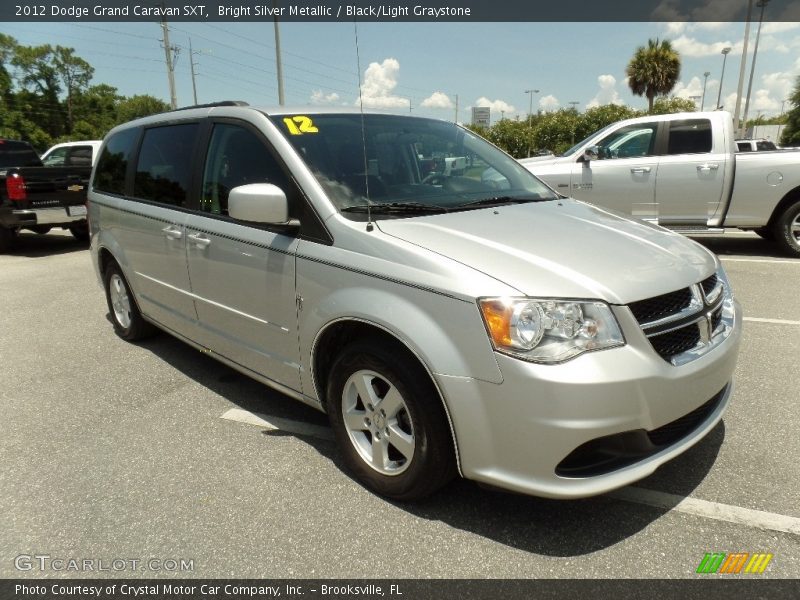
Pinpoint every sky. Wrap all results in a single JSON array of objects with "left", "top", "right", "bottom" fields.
[{"left": 2, "top": 19, "right": 799, "bottom": 124}]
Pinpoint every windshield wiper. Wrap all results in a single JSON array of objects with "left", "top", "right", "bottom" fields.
[
  {"left": 341, "top": 201, "right": 450, "bottom": 214},
  {"left": 452, "top": 196, "right": 550, "bottom": 209}
]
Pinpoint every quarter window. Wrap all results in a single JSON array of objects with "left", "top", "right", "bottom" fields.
[
  {"left": 200, "top": 123, "right": 290, "bottom": 215},
  {"left": 134, "top": 123, "right": 199, "bottom": 207}
]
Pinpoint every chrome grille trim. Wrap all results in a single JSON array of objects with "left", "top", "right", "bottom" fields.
[{"left": 628, "top": 275, "right": 734, "bottom": 365}]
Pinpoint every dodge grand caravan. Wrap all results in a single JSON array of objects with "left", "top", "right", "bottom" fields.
[{"left": 89, "top": 102, "right": 741, "bottom": 501}]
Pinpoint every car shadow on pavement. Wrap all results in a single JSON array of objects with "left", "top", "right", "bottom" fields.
[
  {"left": 4, "top": 231, "right": 89, "bottom": 257},
  {"left": 131, "top": 325, "right": 725, "bottom": 558}
]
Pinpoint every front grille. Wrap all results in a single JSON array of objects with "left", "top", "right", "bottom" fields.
[
  {"left": 628, "top": 275, "right": 728, "bottom": 364},
  {"left": 649, "top": 323, "right": 702, "bottom": 360},
  {"left": 629, "top": 287, "right": 693, "bottom": 324},
  {"left": 701, "top": 273, "right": 718, "bottom": 297}
]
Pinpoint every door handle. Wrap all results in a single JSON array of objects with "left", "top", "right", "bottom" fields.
[
  {"left": 630, "top": 167, "right": 651, "bottom": 174},
  {"left": 697, "top": 163, "right": 719, "bottom": 171},
  {"left": 161, "top": 225, "right": 183, "bottom": 240},
  {"left": 187, "top": 232, "right": 212, "bottom": 248}
]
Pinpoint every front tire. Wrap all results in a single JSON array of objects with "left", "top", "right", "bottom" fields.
[
  {"left": 773, "top": 199, "right": 800, "bottom": 257},
  {"left": 103, "top": 263, "right": 156, "bottom": 341},
  {"left": 327, "top": 339, "right": 456, "bottom": 501}
]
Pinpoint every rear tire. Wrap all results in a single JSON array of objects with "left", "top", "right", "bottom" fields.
[
  {"left": 103, "top": 263, "right": 156, "bottom": 341},
  {"left": 772, "top": 200, "right": 800, "bottom": 257},
  {"left": 31, "top": 225, "right": 52, "bottom": 234},
  {"left": 326, "top": 338, "right": 456, "bottom": 501},
  {"left": 69, "top": 222, "right": 89, "bottom": 242},
  {"left": 0, "top": 227, "right": 14, "bottom": 253}
]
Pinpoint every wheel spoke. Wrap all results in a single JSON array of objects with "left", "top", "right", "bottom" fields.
[
  {"left": 387, "top": 424, "right": 414, "bottom": 461},
  {"left": 353, "top": 373, "right": 378, "bottom": 407},
  {"left": 378, "top": 385, "right": 404, "bottom": 418},
  {"left": 371, "top": 435, "right": 389, "bottom": 469},
  {"left": 343, "top": 409, "right": 367, "bottom": 432}
]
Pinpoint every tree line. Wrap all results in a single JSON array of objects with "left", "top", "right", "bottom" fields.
[{"left": 0, "top": 34, "right": 169, "bottom": 152}]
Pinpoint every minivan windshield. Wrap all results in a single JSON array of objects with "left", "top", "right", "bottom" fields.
[{"left": 269, "top": 113, "right": 559, "bottom": 218}]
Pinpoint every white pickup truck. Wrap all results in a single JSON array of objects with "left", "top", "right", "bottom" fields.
[{"left": 520, "top": 111, "right": 800, "bottom": 256}]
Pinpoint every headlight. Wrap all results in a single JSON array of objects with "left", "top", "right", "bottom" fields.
[{"left": 478, "top": 297, "right": 625, "bottom": 363}]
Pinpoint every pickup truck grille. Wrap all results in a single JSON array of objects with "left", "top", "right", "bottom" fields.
[{"left": 629, "top": 276, "right": 727, "bottom": 364}]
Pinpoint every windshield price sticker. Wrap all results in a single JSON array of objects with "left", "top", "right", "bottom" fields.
[{"left": 283, "top": 116, "right": 319, "bottom": 135}]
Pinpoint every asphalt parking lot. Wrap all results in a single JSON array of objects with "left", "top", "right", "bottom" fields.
[{"left": 0, "top": 229, "right": 798, "bottom": 580}]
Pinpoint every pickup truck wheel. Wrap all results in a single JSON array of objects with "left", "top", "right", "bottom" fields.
[
  {"left": 69, "top": 222, "right": 89, "bottom": 242},
  {"left": 0, "top": 227, "right": 14, "bottom": 253},
  {"left": 327, "top": 340, "right": 456, "bottom": 501},
  {"left": 773, "top": 200, "right": 800, "bottom": 257},
  {"left": 103, "top": 264, "right": 156, "bottom": 341},
  {"left": 31, "top": 225, "right": 52, "bottom": 234}
]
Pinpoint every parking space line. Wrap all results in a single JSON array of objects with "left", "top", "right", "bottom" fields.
[
  {"left": 221, "top": 407, "right": 334, "bottom": 441},
  {"left": 609, "top": 486, "right": 800, "bottom": 535},
  {"left": 720, "top": 257, "right": 799, "bottom": 264},
  {"left": 744, "top": 317, "right": 800, "bottom": 326}
]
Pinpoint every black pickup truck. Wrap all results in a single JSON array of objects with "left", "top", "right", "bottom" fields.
[{"left": 0, "top": 138, "right": 91, "bottom": 252}]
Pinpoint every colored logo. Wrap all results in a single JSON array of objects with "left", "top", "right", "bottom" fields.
[{"left": 696, "top": 552, "right": 773, "bottom": 574}]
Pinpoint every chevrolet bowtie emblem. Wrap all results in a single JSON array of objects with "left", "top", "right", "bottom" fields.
[{"left": 67, "top": 184, "right": 84, "bottom": 192}]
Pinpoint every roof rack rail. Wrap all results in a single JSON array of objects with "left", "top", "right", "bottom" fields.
[{"left": 170, "top": 100, "right": 250, "bottom": 112}]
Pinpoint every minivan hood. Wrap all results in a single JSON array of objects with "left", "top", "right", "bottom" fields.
[{"left": 376, "top": 199, "right": 715, "bottom": 305}]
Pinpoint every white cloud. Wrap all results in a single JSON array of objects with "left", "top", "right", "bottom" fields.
[
  {"left": 357, "top": 58, "right": 409, "bottom": 109},
  {"left": 421, "top": 91, "right": 454, "bottom": 109},
  {"left": 472, "top": 97, "right": 516, "bottom": 117},
  {"left": 587, "top": 74, "right": 625, "bottom": 109},
  {"left": 671, "top": 76, "right": 705, "bottom": 100},
  {"left": 539, "top": 94, "right": 560, "bottom": 112},
  {"left": 671, "top": 35, "right": 740, "bottom": 58},
  {"left": 761, "top": 22, "right": 800, "bottom": 35},
  {"left": 310, "top": 90, "right": 340, "bottom": 105}
]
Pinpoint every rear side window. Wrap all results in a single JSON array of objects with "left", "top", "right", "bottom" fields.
[
  {"left": 134, "top": 123, "right": 199, "bottom": 207},
  {"left": 757, "top": 140, "right": 777, "bottom": 151},
  {"left": 67, "top": 146, "right": 93, "bottom": 166},
  {"left": 94, "top": 129, "right": 139, "bottom": 194},
  {"left": 0, "top": 140, "right": 42, "bottom": 168},
  {"left": 668, "top": 120, "right": 712, "bottom": 155}
]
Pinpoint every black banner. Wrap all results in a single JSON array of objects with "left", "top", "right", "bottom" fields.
[
  {"left": 2, "top": 579, "right": 800, "bottom": 600},
  {"left": 3, "top": 0, "right": 800, "bottom": 23}
]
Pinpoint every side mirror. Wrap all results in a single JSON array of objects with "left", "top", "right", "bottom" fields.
[
  {"left": 228, "top": 183, "right": 290, "bottom": 224},
  {"left": 583, "top": 145, "right": 600, "bottom": 163}
]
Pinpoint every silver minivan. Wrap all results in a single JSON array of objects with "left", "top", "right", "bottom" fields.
[{"left": 89, "top": 103, "right": 742, "bottom": 500}]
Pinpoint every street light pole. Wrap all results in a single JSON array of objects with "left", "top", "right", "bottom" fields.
[
  {"left": 701, "top": 71, "right": 710, "bottom": 111},
  {"left": 716, "top": 47, "right": 732, "bottom": 110},
  {"left": 525, "top": 88, "right": 539, "bottom": 157},
  {"left": 733, "top": 0, "right": 755, "bottom": 137},
  {"left": 743, "top": 0, "right": 769, "bottom": 135}
]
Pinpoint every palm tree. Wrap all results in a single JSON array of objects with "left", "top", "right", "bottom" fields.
[{"left": 626, "top": 39, "right": 681, "bottom": 113}]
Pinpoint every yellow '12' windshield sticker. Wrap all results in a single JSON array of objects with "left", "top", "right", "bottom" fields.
[{"left": 283, "top": 116, "right": 318, "bottom": 135}]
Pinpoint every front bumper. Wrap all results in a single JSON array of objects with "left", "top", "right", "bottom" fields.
[{"left": 439, "top": 299, "right": 742, "bottom": 499}]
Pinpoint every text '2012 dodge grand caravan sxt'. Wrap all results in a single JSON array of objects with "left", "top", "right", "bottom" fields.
[{"left": 89, "top": 102, "right": 741, "bottom": 501}]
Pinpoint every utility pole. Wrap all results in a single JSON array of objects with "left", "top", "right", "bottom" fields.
[
  {"left": 454, "top": 94, "right": 459, "bottom": 123},
  {"left": 273, "top": 0, "right": 285, "bottom": 105},
  {"left": 160, "top": 14, "right": 178, "bottom": 109},
  {"left": 716, "top": 47, "right": 731, "bottom": 110},
  {"left": 189, "top": 38, "right": 199, "bottom": 105},
  {"left": 733, "top": 0, "right": 755, "bottom": 138}
]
